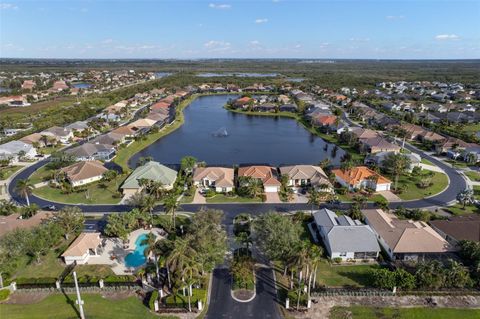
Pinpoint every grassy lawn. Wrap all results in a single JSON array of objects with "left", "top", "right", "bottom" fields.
[
  {"left": 28, "top": 166, "right": 52, "bottom": 184},
  {"left": 330, "top": 306, "right": 480, "bottom": 319},
  {"left": 32, "top": 174, "right": 126, "bottom": 204},
  {"left": 0, "top": 165, "right": 22, "bottom": 180},
  {"left": 0, "top": 293, "right": 177, "bottom": 319},
  {"left": 114, "top": 95, "right": 199, "bottom": 172},
  {"left": 315, "top": 260, "right": 378, "bottom": 287},
  {"left": 39, "top": 145, "right": 64, "bottom": 155},
  {"left": 205, "top": 194, "right": 262, "bottom": 203},
  {"left": 395, "top": 171, "right": 448, "bottom": 201},
  {"left": 164, "top": 288, "right": 207, "bottom": 308},
  {"left": 420, "top": 158, "right": 433, "bottom": 165},
  {"left": 465, "top": 170, "right": 480, "bottom": 182},
  {"left": 445, "top": 159, "right": 469, "bottom": 169},
  {"left": 461, "top": 123, "right": 480, "bottom": 134},
  {"left": 335, "top": 193, "right": 385, "bottom": 203}
]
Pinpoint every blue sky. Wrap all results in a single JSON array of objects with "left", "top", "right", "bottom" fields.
[{"left": 0, "top": 0, "right": 479, "bottom": 59}]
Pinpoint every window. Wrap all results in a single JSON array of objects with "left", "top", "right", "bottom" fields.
[{"left": 339, "top": 252, "right": 347, "bottom": 257}]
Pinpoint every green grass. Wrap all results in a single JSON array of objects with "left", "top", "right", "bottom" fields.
[
  {"left": 395, "top": 171, "right": 448, "bottom": 201},
  {"left": 420, "top": 158, "right": 434, "bottom": 165},
  {"left": 0, "top": 165, "right": 22, "bottom": 180},
  {"left": 315, "top": 261, "right": 378, "bottom": 287},
  {"left": 28, "top": 166, "right": 52, "bottom": 184},
  {"left": 164, "top": 288, "right": 207, "bottom": 308},
  {"left": 465, "top": 170, "right": 480, "bottom": 182},
  {"left": 13, "top": 243, "right": 115, "bottom": 280},
  {"left": 205, "top": 194, "right": 262, "bottom": 203},
  {"left": 39, "top": 145, "right": 64, "bottom": 155},
  {"left": 32, "top": 174, "right": 126, "bottom": 204},
  {"left": 330, "top": 306, "right": 480, "bottom": 319},
  {"left": 114, "top": 95, "right": 198, "bottom": 172},
  {"left": 0, "top": 293, "right": 178, "bottom": 319},
  {"left": 461, "top": 123, "right": 480, "bottom": 134}
]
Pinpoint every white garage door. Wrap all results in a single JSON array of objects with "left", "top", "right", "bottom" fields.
[
  {"left": 265, "top": 186, "right": 279, "bottom": 193},
  {"left": 376, "top": 184, "right": 390, "bottom": 191}
]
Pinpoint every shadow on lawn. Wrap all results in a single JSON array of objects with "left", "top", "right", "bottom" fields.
[{"left": 60, "top": 289, "right": 81, "bottom": 318}]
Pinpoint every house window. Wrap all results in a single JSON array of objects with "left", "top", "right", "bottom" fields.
[{"left": 339, "top": 252, "right": 347, "bottom": 257}]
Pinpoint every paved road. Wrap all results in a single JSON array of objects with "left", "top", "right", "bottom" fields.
[{"left": 206, "top": 267, "right": 281, "bottom": 319}]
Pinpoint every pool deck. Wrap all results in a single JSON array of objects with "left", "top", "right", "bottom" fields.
[{"left": 85, "top": 227, "right": 166, "bottom": 275}]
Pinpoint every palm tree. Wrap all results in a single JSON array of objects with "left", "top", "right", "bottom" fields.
[
  {"left": 383, "top": 153, "right": 410, "bottom": 191},
  {"left": 15, "top": 178, "right": 34, "bottom": 206},
  {"left": 163, "top": 194, "right": 179, "bottom": 229},
  {"left": 182, "top": 260, "right": 200, "bottom": 312},
  {"left": 142, "top": 232, "right": 160, "bottom": 281},
  {"left": 246, "top": 178, "right": 263, "bottom": 199},
  {"left": 149, "top": 181, "right": 165, "bottom": 200},
  {"left": 0, "top": 199, "right": 17, "bottom": 216},
  {"left": 307, "top": 188, "right": 320, "bottom": 215}
]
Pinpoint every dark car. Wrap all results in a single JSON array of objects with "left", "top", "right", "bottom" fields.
[{"left": 42, "top": 205, "right": 57, "bottom": 211}]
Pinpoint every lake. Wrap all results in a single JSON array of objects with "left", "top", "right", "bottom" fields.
[
  {"left": 129, "top": 95, "right": 345, "bottom": 167},
  {"left": 72, "top": 82, "right": 93, "bottom": 89},
  {"left": 155, "top": 72, "right": 172, "bottom": 79},
  {"left": 196, "top": 72, "right": 279, "bottom": 78}
]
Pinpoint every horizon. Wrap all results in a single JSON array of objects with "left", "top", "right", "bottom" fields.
[{"left": 1, "top": 0, "right": 479, "bottom": 60}]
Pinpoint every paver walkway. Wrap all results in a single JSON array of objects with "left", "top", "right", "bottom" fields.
[
  {"left": 378, "top": 190, "right": 402, "bottom": 202},
  {"left": 265, "top": 192, "right": 281, "bottom": 203}
]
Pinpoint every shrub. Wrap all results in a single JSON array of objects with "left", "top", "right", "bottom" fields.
[
  {"left": 103, "top": 275, "right": 137, "bottom": 283},
  {"left": 149, "top": 290, "right": 159, "bottom": 311},
  {"left": 332, "top": 257, "right": 343, "bottom": 264},
  {"left": 15, "top": 277, "right": 57, "bottom": 285},
  {"left": 0, "top": 289, "right": 10, "bottom": 301}
]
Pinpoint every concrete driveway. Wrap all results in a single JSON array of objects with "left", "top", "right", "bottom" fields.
[
  {"left": 265, "top": 192, "right": 281, "bottom": 203},
  {"left": 377, "top": 191, "right": 402, "bottom": 202}
]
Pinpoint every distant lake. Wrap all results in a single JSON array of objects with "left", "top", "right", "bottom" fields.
[
  {"left": 155, "top": 72, "right": 172, "bottom": 79},
  {"left": 129, "top": 95, "right": 345, "bottom": 167},
  {"left": 71, "top": 82, "right": 93, "bottom": 89},
  {"left": 196, "top": 72, "right": 279, "bottom": 78},
  {"left": 286, "top": 78, "right": 305, "bottom": 82}
]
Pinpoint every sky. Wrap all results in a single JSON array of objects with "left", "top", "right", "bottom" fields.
[{"left": 0, "top": 0, "right": 479, "bottom": 59}]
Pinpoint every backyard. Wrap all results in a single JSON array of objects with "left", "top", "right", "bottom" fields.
[
  {"left": 329, "top": 306, "right": 480, "bottom": 319},
  {"left": 315, "top": 260, "right": 379, "bottom": 287},
  {"left": 0, "top": 293, "right": 177, "bottom": 319}
]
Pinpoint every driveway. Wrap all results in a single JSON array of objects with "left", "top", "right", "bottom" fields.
[
  {"left": 205, "top": 267, "right": 281, "bottom": 319},
  {"left": 192, "top": 188, "right": 206, "bottom": 204},
  {"left": 265, "top": 192, "right": 281, "bottom": 203},
  {"left": 378, "top": 191, "right": 402, "bottom": 202}
]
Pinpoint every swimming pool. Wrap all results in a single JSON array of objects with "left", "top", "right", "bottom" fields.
[{"left": 124, "top": 233, "right": 148, "bottom": 268}]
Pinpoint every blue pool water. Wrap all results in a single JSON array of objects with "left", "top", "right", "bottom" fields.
[{"left": 124, "top": 233, "right": 148, "bottom": 267}]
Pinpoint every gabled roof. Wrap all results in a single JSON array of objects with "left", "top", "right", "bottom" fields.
[
  {"left": 332, "top": 166, "right": 391, "bottom": 186},
  {"left": 62, "top": 232, "right": 101, "bottom": 257},
  {"left": 238, "top": 166, "right": 281, "bottom": 186},
  {"left": 122, "top": 161, "right": 178, "bottom": 189},
  {"left": 430, "top": 215, "right": 480, "bottom": 242},
  {"left": 362, "top": 209, "right": 454, "bottom": 254},
  {"left": 362, "top": 136, "right": 401, "bottom": 151},
  {"left": 279, "top": 165, "right": 332, "bottom": 187},
  {"left": 66, "top": 143, "right": 114, "bottom": 157},
  {"left": 193, "top": 167, "right": 234, "bottom": 188},
  {"left": 60, "top": 160, "right": 108, "bottom": 183}
]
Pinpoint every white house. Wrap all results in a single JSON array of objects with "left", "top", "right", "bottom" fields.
[
  {"left": 193, "top": 167, "right": 235, "bottom": 193},
  {"left": 62, "top": 232, "right": 102, "bottom": 265},
  {"left": 0, "top": 140, "right": 37, "bottom": 162},
  {"left": 59, "top": 160, "right": 108, "bottom": 187},
  {"left": 332, "top": 166, "right": 392, "bottom": 192},
  {"left": 312, "top": 209, "right": 380, "bottom": 261}
]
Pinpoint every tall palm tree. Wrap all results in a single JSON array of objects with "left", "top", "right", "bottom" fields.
[
  {"left": 246, "top": 178, "right": 263, "bottom": 199},
  {"left": 142, "top": 232, "right": 159, "bottom": 281},
  {"left": 150, "top": 181, "right": 165, "bottom": 200},
  {"left": 383, "top": 153, "right": 410, "bottom": 191},
  {"left": 307, "top": 188, "right": 320, "bottom": 215},
  {"left": 163, "top": 194, "right": 179, "bottom": 229},
  {"left": 15, "top": 179, "right": 34, "bottom": 206},
  {"left": 182, "top": 260, "right": 200, "bottom": 312}
]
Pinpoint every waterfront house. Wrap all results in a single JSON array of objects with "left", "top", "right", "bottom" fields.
[
  {"left": 111, "top": 125, "right": 140, "bottom": 138},
  {"left": 430, "top": 214, "right": 480, "bottom": 244},
  {"left": 254, "top": 103, "right": 277, "bottom": 112},
  {"left": 0, "top": 140, "right": 37, "bottom": 162},
  {"left": 279, "top": 103, "right": 297, "bottom": 112},
  {"left": 91, "top": 132, "right": 125, "bottom": 146},
  {"left": 59, "top": 160, "right": 108, "bottom": 187},
  {"left": 312, "top": 208, "right": 380, "bottom": 261},
  {"left": 233, "top": 96, "right": 253, "bottom": 109},
  {"left": 121, "top": 161, "right": 178, "bottom": 198},
  {"left": 362, "top": 209, "right": 455, "bottom": 261},
  {"left": 332, "top": 166, "right": 391, "bottom": 192},
  {"left": 193, "top": 167, "right": 235, "bottom": 193},
  {"left": 62, "top": 232, "right": 101, "bottom": 265},
  {"left": 279, "top": 165, "right": 333, "bottom": 192},
  {"left": 350, "top": 127, "right": 380, "bottom": 141},
  {"left": 361, "top": 136, "right": 401, "bottom": 154},
  {"left": 311, "top": 114, "right": 338, "bottom": 129},
  {"left": 237, "top": 165, "right": 281, "bottom": 193}
]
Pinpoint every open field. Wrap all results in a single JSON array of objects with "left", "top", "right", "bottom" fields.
[
  {"left": 329, "top": 306, "right": 480, "bottom": 319},
  {"left": 0, "top": 293, "right": 177, "bottom": 319},
  {"left": 396, "top": 171, "right": 448, "bottom": 201}
]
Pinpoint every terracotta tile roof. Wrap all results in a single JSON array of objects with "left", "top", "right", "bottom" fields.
[
  {"left": 332, "top": 166, "right": 390, "bottom": 187},
  {"left": 350, "top": 127, "right": 379, "bottom": 140},
  {"left": 151, "top": 101, "right": 171, "bottom": 110},
  {"left": 193, "top": 167, "right": 234, "bottom": 188},
  {"left": 238, "top": 166, "right": 281, "bottom": 186},
  {"left": 313, "top": 115, "right": 337, "bottom": 126},
  {"left": 112, "top": 125, "right": 138, "bottom": 136},
  {"left": 234, "top": 97, "right": 253, "bottom": 105},
  {"left": 62, "top": 232, "right": 101, "bottom": 257},
  {"left": 60, "top": 160, "right": 108, "bottom": 183}
]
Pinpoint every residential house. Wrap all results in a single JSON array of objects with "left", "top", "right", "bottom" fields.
[
  {"left": 312, "top": 208, "right": 380, "bottom": 261},
  {"left": 233, "top": 96, "right": 253, "bottom": 109},
  {"left": 7, "top": 95, "right": 30, "bottom": 107},
  {"left": 193, "top": 167, "right": 235, "bottom": 193},
  {"left": 332, "top": 166, "right": 391, "bottom": 192},
  {"left": 350, "top": 127, "right": 380, "bottom": 141},
  {"left": 66, "top": 143, "right": 116, "bottom": 161},
  {"left": 91, "top": 132, "right": 125, "bottom": 146},
  {"left": 279, "top": 165, "right": 333, "bottom": 192},
  {"left": 365, "top": 151, "right": 421, "bottom": 172},
  {"left": 237, "top": 166, "right": 281, "bottom": 193},
  {"left": 59, "top": 160, "right": 108, "bottom": 187},
  {"left": 62, "top": 232, "right": 101, "bottom": 265},
  {"left": 362, "top": 209, "right": 455, "bottom": 261},
  {"left": 462, "top": 145, "right": 480, "bottom": 163},
  {"left": 51, "top": 80, "right": 69, "bottom": 91},
  {"left": 279, "top": 103, "right": 297, "bottom": 112},
  {"left": 20, "top": 133, "right": 48, "bottom": 148},
  {"left": 419, "top": 131, "right": 445, "bottom": 144},
  {"left": 361, "top": 136, "right": 401, "bottom": 154},
  {"left": 65, "top": 121, "right": 89, "bottom": 134},
  {"left": 311, "top": 115, "right": 337, "bottom": 129},
  {"left": 129, "top": 118, "right": 157, "bottom": 130},
  {"left": 41, "top": 126, "right": 74, "bottom": 144},
  {"left": 435, "top": 137, "right": 470, "bottom": 154},
  {"left": 430, "top": 215, "right": 480, "bottom": 244},
  {"left": 0, "top": 140, "right": 37, "bottom": 162},
  {"left": 399, "top": 123, "right": 428, "bottom": 140},
  {"left": 21, "top": 80, "right": 36, "bottom": 90},
  {"left": 111, "top": 125, "right": 140, "bottom": 138},
  {"left": 121, "top": 161, "right": 178, "bottom": 198},
  {"left": 254, "top": 103, "right": 276, "bottom": 112}
]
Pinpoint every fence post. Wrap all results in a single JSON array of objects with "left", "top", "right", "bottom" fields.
[
  {"left": 99, "top": 279, "right": 104, "bottom": 289},
  {"left": 55, "top": 280, "right": 61, "bottom": 290},
  {"left": 10, "top": 282, "right": 16, "bottom": 292},
  {"left": 285, "top": 297, "right": 290, "bottom": 309},
  {"left": 198, "top": 300, "right": 203, "bottom": 311},
  {"left": 307, "top": 299, "right": 312, "bottom": 309},
  {"left": 154, "top": 299, "right": 159, "bottom": 312}
]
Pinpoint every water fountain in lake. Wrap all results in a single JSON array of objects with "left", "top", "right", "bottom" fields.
[{"left": 212, "top": 127, "right": 229, "bottom": 137}]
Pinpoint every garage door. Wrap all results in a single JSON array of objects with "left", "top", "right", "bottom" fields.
[
  {"left": 265, "top": 186, "right": 279, "bottom": 193},
  {"left": 376, "top": 184, "right": 390, "bottom": 191}
]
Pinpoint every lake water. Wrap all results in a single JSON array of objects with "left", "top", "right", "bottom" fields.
[
  {"left": 72, "top": 82, "right": 93, "bottom": 89},
  {"left": 196, "top": 72, "right": 279, "bottom": 78},
  {"left": 130, "top": 95, "right": 345, "bottom": 167},
  {"left": 155, "top": 72, "right": 172, "bottom": 79}
]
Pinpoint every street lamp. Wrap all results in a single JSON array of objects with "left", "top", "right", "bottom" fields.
[{"left": 73, "top": 271, "right": 85, "bottom": 319}]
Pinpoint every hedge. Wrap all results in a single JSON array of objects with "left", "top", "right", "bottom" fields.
[
  {"left": 15, "top": 277, "right": 57, "bottom": 285},
  {"left": 149, "top": 290, "right": 159, "bottom": 311},
  {"left": 0, "top": 289, "right": 10, "bottom": 301}
]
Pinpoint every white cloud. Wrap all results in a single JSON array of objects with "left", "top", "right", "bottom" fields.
[
  {"left": 386, "top": 15, "right": 405, "bottom": 20},
  {"left": 204, "top": 40, "right": 232, "bottom": 52},
  {"left": 250, "top": 40, "right": 261, "bottom": 46},
  {"left": 435, "top": 34, "right": 460, "bottom": 40},
  {"left": 0, "top": 3, "right": 18, "bottom": 10},
  {"left": 349, "top": 37, "right": 370, "bottom": 42},
  {"left": 255, "top": 18, "right": 268, "bottom": 24},
  {"left": 102, "top": 39, "right": 114, "bottom": 44},
  {"left": 209, "top": 3, "right": 231, "bottom": 9}
]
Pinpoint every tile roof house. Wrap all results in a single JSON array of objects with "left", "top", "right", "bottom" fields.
[
  {"left": 151, "top": 101, "right": 171, "bottom": 111},
  {"left": 59, "top": 160, "right": 108, "bottom": 187},
  {"left": 66, "top": 143, "right": 116, "bottom": 161},
  {"left": 361, "top": 136, "right": 401, "bottom": 154},
  {"left": 111, "top": 125, "right": 140, "bottom": 138},
  {"left": 65, "top": 121, "right": 89, "bottom": 133},
  {"left": 62, "top": 232, "right": 101, "bottom": 265},
  {"left": 121, "top": 161, "right": 178, "bottom": 198},
  {"left": 233, "top": 96, "right": 254, "bottom": 109},
  {"left": 41, "top": 126, "right": 74, "bottom": 144},
  {"left": 419, "top": 131, "right": 446, "bottom": 144},
  {"left": 19, "top": 133, "right": 48, "bottom": 148},
  {"left": 0, "top": 140, "right": 37, "bottom": 162},
  {"left": 332, "top": 166, "right": 391, "bottom": 192},
  {"left": 362, "top": 209, "right": 455, "bottom": 261},
  {"left": 21, "top": 80, "right": 36, "bottom": 90},
  {"left": 311, "top": 115, "right": 338, "bottom": 128},
  {"left": 91, "top": 132, "right": 125, "bottom": 145},
  {"left": 279, "top": 165, "right": 333, "bottom": 192},
  {"left": 399, "top": 123, "right": 428, "bottom": 140},
  {"left": 193, "top": 167, "right": 235, "bottom": 193},
  {"left": 365, "top": 151, "right": 421, "bottom": 172},
  {"left": 312, "top": 208, "right": 380, "bottom": 261},
  {"left": 350, "top": 127, "right": 380, "bottom": 141},
  {"left": 129, "top": 118, "right": 157, "bottom": 129},
  {"left": 430, "top": 214, "right": 480, "bottom": 244},
  {"left": 238, "top": 166, "right": 281, "bottom": 193},
  {"left": 435, "top": 137, "right": 471, "bottom": 154}
]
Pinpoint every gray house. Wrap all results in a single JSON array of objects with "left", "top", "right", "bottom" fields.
[{"left": 312, "top": 209, "right": 380, "bottom": 261}]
